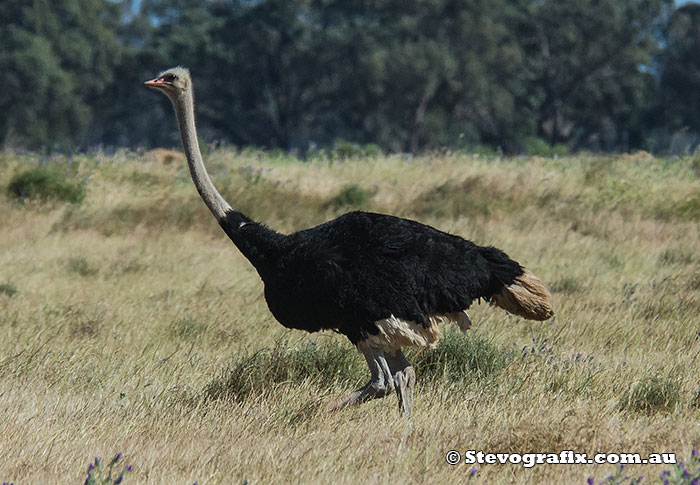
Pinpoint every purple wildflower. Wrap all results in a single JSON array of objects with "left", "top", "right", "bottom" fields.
[
  {"left": 693, "top": 449, "right": 699, "bottom": 458},
  {"left": 125, "top": 465, "right": 133, "bottom": 472},
  {"left": 115, "top": 477, "right": 123, "bottom": 485},
  {"left": 587, "top": 478, "right": 594, "bottom": 485},
  {"left": 469, "top": 467, "right": 478, "bottom": 475}
]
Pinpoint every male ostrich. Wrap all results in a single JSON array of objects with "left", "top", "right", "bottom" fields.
[{"left": 145, "top": 67, "right": 554, "bottom": 416}]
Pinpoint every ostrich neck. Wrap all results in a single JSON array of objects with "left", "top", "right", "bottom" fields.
[
  {"left": 173, "top": 90, "right": 231, "bottom": 220},
  {"left": 170, "top": 87, "right": 287, "bottom": 279}
]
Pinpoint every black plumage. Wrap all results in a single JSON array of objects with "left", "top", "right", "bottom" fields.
[{"left": 219, "top": 210, "right": 524, "bottom": 344}]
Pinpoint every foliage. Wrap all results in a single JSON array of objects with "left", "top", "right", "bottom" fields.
[
  {"left": 203, "top": 339, "right": 365, "bottom": 403},
  {"left": 413, "top": 330, "right": 512, "bottom": 383},
  {"left": 513, "top": 0, "right": 671, "bottom": 151},
  {"left": 0, "top": 283, "right": 18, "bottom": 297},
  {"left": 619, "top": 375, "right": 682, "bottom": 414},
  {"left": 659, "top": 5, "right": 700, "bottom": 137},
  {"left": 329, "top": 184, "right": 373, "bottom": 209},
  {"left": 65, "top": 257, "right": 99, "bottom": 277},
  {"left": 0, "top": 0, "right": 691, "bottom": 154},
  {"left": 204, "top": 331, "right": 514, "bottom": 404},
  {"left": 0, "top": 0, "right": 121, "bottom": 150},
  {"left": 8, "top": 166, "right": 86, "bottom": 203},
  {"left": 522, "top": 137, "right": 569, "bottom": 157}
]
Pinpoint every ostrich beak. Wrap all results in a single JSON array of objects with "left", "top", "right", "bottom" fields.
[{"left": 144, "top": 77, "right": 170, "bottom": 88}]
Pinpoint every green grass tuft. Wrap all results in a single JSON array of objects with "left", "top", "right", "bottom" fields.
[
  {"left": 619, "top": 376, "right": 682, "bottom": 414},
  {"left": 8, "top": 166, "right": 86, "bottom": 203},
  {"left": 168, "top": 314, "right": 208, "bottom": 341},
  {"left": 66, "top": 257, "right": 99, "bottom": 277},
  {"left": 203, "top": 339, "right": 364, "bottom": 403},
  {"left": 413, "top": 330, "right": 513, "bottom": 383},
  {"left": 0, "top": 282, "right": 18, "bottom": 297},
  {"left": 522, "top": 137, "right": 569, "bottom": 157},
  {"left": 330, "top": 184, "right": 373, "bottom": 209}
]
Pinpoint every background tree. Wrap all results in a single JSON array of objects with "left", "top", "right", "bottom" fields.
[
  {"left": 0, "top": 0, "right": 122, "bottom": 150},
  {"left": 512, "top": 0, "right": 672, "bottom": 152},
  {"left": 0, "top": 0, "right": 693, "bottom": 154},
  {"left": 658, "top": 3, "right": 700, "bottom": 144}
]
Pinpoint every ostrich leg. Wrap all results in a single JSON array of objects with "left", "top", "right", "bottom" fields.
[
  {"left": 331, "top": 346, "right": 395, "bottom": 409},
  {"left": 386, "top": 350, "right": 416, "bottom": 416}
]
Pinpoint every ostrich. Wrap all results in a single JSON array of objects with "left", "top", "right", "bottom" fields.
[{"left": 144, "top": 67, "right": 554, "bottom": 416}]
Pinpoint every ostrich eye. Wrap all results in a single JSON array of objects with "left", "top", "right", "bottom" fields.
[{"left": 162, "top": 73, "right": 176, "bottom": 82}]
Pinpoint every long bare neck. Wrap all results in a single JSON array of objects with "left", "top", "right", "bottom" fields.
[
  {"left": 172, "top": 88, "right": 231, "bottom": 220},
  {"left": 168, "top": 84, "right": 286, "bottom": 279}
]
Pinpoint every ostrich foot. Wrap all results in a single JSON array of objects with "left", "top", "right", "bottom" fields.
[
  {"left": 394, "top": 365, "right": 416, "bottom": 416},
  {"left": 329, "top": 346, "right": 394, "bottom": 411},
  {"left": 386, "top": 350, "right": 416, "bottom": 417}
]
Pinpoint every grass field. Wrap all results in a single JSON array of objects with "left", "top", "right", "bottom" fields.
[{"left": 0, "top": 148, "right": 699, "bottom": 484}]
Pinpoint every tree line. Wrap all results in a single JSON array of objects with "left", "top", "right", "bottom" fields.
[{"left": 2, "top": 0, "right": 700, "bottom": 154}]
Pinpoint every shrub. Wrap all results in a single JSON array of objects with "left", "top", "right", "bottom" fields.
[
  {"left": 522, "top": 137, "right": 569, "bottom": 157},
  {"left": 619, "top": 376, "right": 682, "bottom": 414},
  {"left": 66, "top": 257, "right": 99, "bottom": 277},
  {"left": 330, "top": 184, "right": 373, "bottom": 209},
  {"left": 0, "top": 283, "right": 17, "bottom": 297},
  {"left": 413, "top": 330, "right": 512, "bottom": 383},
  {"left": 8, "top": 166, "right": 86, "bottom": 203},
  {"left": 203, "top": 339, "right": 364, "bottom": 403},
  {"left": 331, "top": 139, "right": 382, "bottom": 160}
]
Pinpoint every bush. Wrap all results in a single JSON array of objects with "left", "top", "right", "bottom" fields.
[
  {"left": 413, "top": 330, "right": 512, "bottom": 383},
  {"left": 522, "top": 137, "right": 569, "bottom": 157},
  {"left": 619, "top": 376, "right": 682, "bottom": 414},
  {"left": 0, "top": 283, "right": 18, "bottom": 297},
  {"left": 66, "top": 257, "right": 99, "bottom": 277},
  {"left": 8, "top": 166, "right": 86, "bottom": 203},
  {"left": 330, "top": 184, "right": 373, "bottom": 209},
  {"left": 203, "top": 339, "right": 364, "bottom": 403}
]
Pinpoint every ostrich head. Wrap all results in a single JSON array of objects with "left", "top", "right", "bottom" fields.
[{"left": 144, "top": 67, "right": 191, "bottom": 99}]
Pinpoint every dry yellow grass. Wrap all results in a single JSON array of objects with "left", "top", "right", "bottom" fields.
[{"left": 0, "top": 149, "right": 699, "bottom": 483}]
